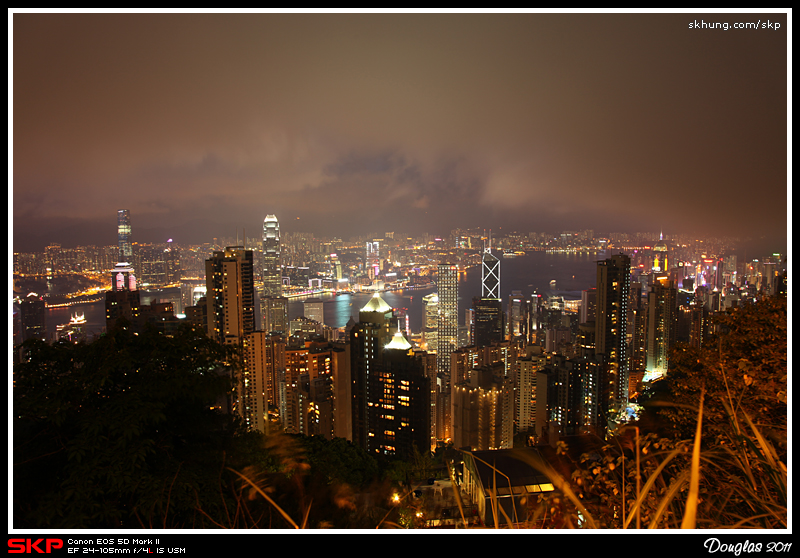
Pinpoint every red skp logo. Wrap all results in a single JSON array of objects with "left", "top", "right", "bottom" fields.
[{"left": 8, "top": 540, "right": 64, "bottom": 554}]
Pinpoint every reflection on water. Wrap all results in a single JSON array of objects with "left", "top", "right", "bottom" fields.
[
  {"left": 287, "top": 287, "right": 438, "bottom": 332},
  {"left": 288, "top": 251, "right": 604, "bottom": 332},
  {"left": 35, "top": 252, "right": 606, "bottom": 340}
]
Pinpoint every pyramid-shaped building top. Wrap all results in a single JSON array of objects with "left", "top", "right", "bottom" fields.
[
  {"left": 385, "top": 330, "right": 413, "bottom": 351},
  {"left": 360, "top": 292, "right": 393, "bottom": 314}
]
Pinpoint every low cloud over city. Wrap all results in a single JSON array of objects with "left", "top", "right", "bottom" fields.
[{"left": 12, "top": 11, "right": 788, "bottom": 252}]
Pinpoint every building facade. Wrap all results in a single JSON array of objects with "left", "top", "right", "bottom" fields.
[
  {"left": 595, "top": 253, "right": 631, "bottom": 424},
  {"left": 262, "top": 215, "right": 281, "bottom": 298},
  {"left": 645, "top": 277, "right": 678, "bottom": 382}
]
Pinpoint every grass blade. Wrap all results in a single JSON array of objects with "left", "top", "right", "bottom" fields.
[{"left": 680, "top": 390, "right": 704, "bottom": 529}]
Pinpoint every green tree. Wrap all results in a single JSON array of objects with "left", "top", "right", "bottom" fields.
[{"left": 13, "top": 323, "right": 240, "bottom": 528}]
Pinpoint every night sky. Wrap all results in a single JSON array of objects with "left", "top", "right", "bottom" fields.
[{"left": 11, "top": 11, "right": 789, "bottom": 254}]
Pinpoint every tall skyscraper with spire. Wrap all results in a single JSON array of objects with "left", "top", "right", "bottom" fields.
[
  {"left": 652, "top": 232, "right": 669, "bottom": 273},
  {"left": 106, "top": 210, "right": 140, "bottom": 331},
  {"left": 262, "top": 215, "right": 287, "bottom": 336},
  {"left": 117, "top": 209, "right": 132, "bottom": 263},
  {"left": 262, "top": 215, "right": 281, "bottom": 297},
  {"left": 481, "top": 231, "right": 500, "bottom": 299},
  {"left": 472, "top": 232, "right": 504, "bottom": 347}
]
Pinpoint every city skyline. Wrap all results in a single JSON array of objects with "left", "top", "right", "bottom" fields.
[{"left": 11, "top": 11, "right": 789, "bottom": 256}]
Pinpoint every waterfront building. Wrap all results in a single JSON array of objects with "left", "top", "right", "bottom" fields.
[
  {"left": 56, "top": 312, "right": 88, "bottom": 343},
  {"left": 303, "top": 297, "right": 324, "bottom": 325},
  {"left": 19, "top": 292, "right": 46, "bottom": 342},
  {"left": 105, "top": 261, "right": 140, "bottom": 332}
]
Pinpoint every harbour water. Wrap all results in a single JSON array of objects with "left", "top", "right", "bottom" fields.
[
  {"left": 286, "top": 250, "right": 607, "bottom": 332},
  {"left": 37, "top": 251, "right": 609, "bottom": 340}
]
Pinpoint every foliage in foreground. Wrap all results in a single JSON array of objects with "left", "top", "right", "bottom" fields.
[
  {"left": 528, "top": 296, "right": 787, "bottom": 529},
  {"left": 14, "top": 324, "right": 237, "bottom": 528},
  {"left": 14, "top": 296, "right": 787, "bottom": 529},
  {"left": 12, "top": 324, "right": 389, "bottom": 529}
]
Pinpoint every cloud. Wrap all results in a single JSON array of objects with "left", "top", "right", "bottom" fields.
[{"left": 12, "top": 12, "right": 788, "bottom": 251}]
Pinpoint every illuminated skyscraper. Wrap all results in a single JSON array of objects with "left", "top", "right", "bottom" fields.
[
  {"left": 348, "top": 293, "right": 428, "bottom": 458},
  {"left": 507, "top": 291, "right": 524, "bottom": 339},
  {"left": 422, "top": 293, "right": 439, "bottom": 352},
  {"left": 262, "top": 215, "right": 281, "bottom": 297},
  {"left": 349, "top": 293, "right": 395, "bottom": 449},
  {"left": 262, "top": 215, "right": 287, "bottom": 336},
  {"left": 451, "top": 363, "right": 514, "bottom": 451},
  {"left": 472, "top": 297, "right": 504, "bottom": 348},
  {"left": 437, "top": 263, "right": 459, "bottom": 378},
  {"left": 330, "top": 253, "right": 343, "bottom": 280},
  {"left": 652, "top": 233, "right": 669, "bottom": 273},
  {"left": 205, "top": 246, "right": 256, "bottom": 346},
  {"left": 117, "top": 209, "right": 132, "bottom": 263},
  {"left": 264, "top": 296, "right": 289, "bottom": 336},
  {"left": 366, "top": 241, "right": 380, "bottom": 278},
  {"left": 595, "top": 253, "right": 631, "bottom": 424},
  {"left": 436, "top": 262, "right": 458, "bottom": 442},
  {"left": 106, "top": 210, "right": 140, "bottom": 332},
  {"left": 472, "top": 235, "right": 504, "bottom": 347},
  {"left": 481, "top": 235, "right": 500, "bottom": 299},
  {"left": 516, "top": 347, "right": 548, "bottom": 440},
  {"left": 372, "top": 330, "right": 430, "bottom": 458},
  {"left": 644, "top": 277, "right": 678, "bottom": 382},
  {"left": 205, "top": 246, "right": 270, "bottom": 432}
]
